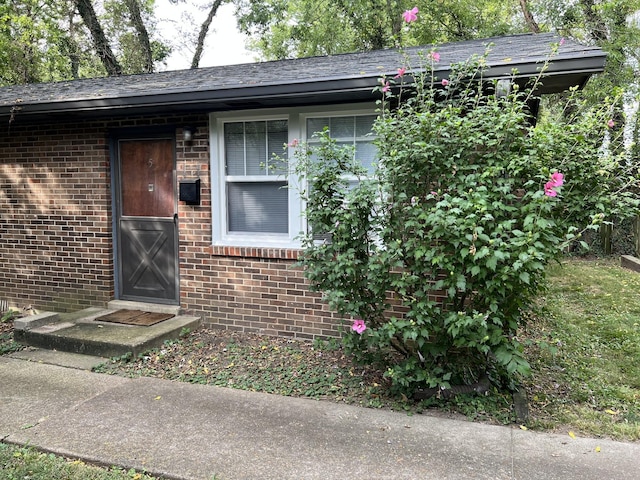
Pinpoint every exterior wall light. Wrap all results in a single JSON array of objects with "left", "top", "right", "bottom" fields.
[{"left": 183, "top": 126, "right": 194, "bottom": 142}]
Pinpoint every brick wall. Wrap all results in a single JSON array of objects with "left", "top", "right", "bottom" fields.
[
  {"left": 0, "top": 121, "right": 113, "bottom": 312},
  {"left": 175, "top": 123, "right": 343, "bottom": 339},
  {"left": 180, "top": 246, "right": 343, "bottom": 339},
  {"left": 0, "top": 113, "right": 345, "bottom": 339}
]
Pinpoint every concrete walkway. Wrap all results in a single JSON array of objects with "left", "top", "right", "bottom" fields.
[{"left": 1, "top": 355, "right": 638, "bottom": 480}]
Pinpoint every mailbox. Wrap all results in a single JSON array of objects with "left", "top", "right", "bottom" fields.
[{"left": 179, "top": 179, "right": 201, "bottom": 205}]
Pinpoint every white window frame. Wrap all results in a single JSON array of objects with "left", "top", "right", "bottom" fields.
[
  {"left": 302, "top": 110, "right": 379, "bottom": 183},
  {"left": 209, "top": 105, "right": 377, "bottom": 248}
]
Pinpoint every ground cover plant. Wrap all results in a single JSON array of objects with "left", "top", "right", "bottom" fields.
[
  {"left": 1, "top": 259, "right": 639, "bottom": 440},
  {"left": 0, "top": 310, "right": 22, "bottom": 356},
  {"left": 0, "top": 443, "right": 159, "bottom": 480},
  {"left": 90, "top": 258, "right": 640, "bottom": 441}
]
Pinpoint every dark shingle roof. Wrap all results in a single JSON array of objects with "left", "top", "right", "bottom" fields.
[{"left": 0, "top": 33, "right": 605, "bottom": 122}]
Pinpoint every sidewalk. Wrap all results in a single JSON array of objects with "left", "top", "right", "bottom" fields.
[{"left": 1, "top": 355, "right": 638, "bottom": 480}]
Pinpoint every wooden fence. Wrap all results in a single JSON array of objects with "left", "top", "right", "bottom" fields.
[{"left": 634, "top": 216, "right": 640, "bottom": 257}]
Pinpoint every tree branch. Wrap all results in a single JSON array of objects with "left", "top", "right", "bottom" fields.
[
  {"left": 579, "top": 0, "right": 609, "bottom": 43},
  {"left": 519, "top": 0, "right": 541, "bottom": 34},
  {"left": 75, "top": 0, "right": 122, "bottom": 75},
  {"left": 124, "top": 0, "right": 153, "bottom": 73},
  {"left": 191, "top": 0, "right": 224, "bottom": 69}
]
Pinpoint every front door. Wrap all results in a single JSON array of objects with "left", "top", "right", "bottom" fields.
[{"left": 115, "top": 138, "right": 179, "bottom": 304}]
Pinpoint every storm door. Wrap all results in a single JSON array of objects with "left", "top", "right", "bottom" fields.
[{"left": 115, "top": 138, "right": 179, "bottom": 304}]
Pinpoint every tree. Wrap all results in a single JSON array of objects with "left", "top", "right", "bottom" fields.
[
  {"left": 0, "top": 0, "right": 172, "bottom": 85},
  {"left": 162, "top": 0, "right": 231, "bottom": 69},
  {"left": 0, "top": 0, "right": 72, "bottom": 85},
  {"left": 519, "top": 0, "right": 541, "bottom": 32},
  {"left": 101, "top": 0, "right": 171, "bottom": 74},
  {"left": 234, "top": 0, "right": 519, "bottom": 60},
  {"left": 522, "top": 1, "right": 640, "bottom": 252},
  {"left": 191, "top": 0, "right": 226, "bottom": 69},
  {"left": 124, "top": 0, "right": 154, "bottom": 72}
]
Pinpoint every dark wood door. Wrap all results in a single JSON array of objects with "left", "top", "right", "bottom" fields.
[{"left": 116, "top": 139, "right": 179, "bottom": 304}]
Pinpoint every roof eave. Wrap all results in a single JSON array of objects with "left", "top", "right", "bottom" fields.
[{"left": 2, "top": 53, "right": 606, "bottom": 123}]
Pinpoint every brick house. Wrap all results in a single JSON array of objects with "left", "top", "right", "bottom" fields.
[{"left": 0, "top": 33, "right": 605, "bottom": 340}]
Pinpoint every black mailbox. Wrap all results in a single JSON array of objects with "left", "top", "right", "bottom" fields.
[{"left": 179, "top": 179, "right": 201, "bottom": 205}]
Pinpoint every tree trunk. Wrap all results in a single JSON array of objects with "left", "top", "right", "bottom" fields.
[
  {"left": 124, "top": 0, "right": 154, "bottom": 73},
  {"left": 75, "top": 0, "right": 122, "bottom": 75},
  {"left": 519, "top": 0, "right": 540, "bottom": 33},
  {"left": 191, "top": 0, "right": 224, "bottom": 69},
  {"left": 388, "top": 0, "right": 402, "bottom": 40},
  {"left": 65, "top": 7, "right": 81, "bottom": 79}
]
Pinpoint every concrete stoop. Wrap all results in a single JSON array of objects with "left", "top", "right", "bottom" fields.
[{"left": 13, "top": 305, "right": 201, "bottom": 359}]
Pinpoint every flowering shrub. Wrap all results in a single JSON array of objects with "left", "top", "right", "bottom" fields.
[{"left": 293, "top": 47, "right": 637, "bottom": 396}]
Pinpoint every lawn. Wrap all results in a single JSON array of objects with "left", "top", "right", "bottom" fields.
[
  {"left": 521, "top": 257, "right": 640, "bottom": 440},
  {"left": 0, "top": 443, "right": 159, "bottom": 480},
  {"left": 2, "top": 257, "right": 639, "bottom": 442}
]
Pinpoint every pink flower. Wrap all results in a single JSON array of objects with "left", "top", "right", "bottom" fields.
[
  {"left": 543, "top": 171, "right": 564, "bottom": 196},
  {"left": 544, "top": 181, "right": 558, "bottom": 197},
  {"left": 441, "top": 79, "right": 449, "bottom": 86},
  {"left": 351, "top": 319, "right": 367, "bottom": 334},
  {"left": 394, "top": 67, "right": 406, "bottom": 79},
  {"left": 402, "top": 7, "right": 419, "bottom": 23},
  {"left": 428, "top": 51, "right": 441, "bottom": 62},
  {"left": 607, "top": 119, "right": 615, "bottom": 128},
  {"left": 549, "top": 172, "right": 564, "bottom": 187},
  {"left": 287, "top": 139, "right": 299, "bottom": 148},
  {"left": 559, "top": 37, "right": 566, "bottom": 46},
  {"left": 382, "top": 80, "right": 391, "bottom": 93}
]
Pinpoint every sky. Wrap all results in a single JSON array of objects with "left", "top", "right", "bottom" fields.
[{"left": 155, "top": 0, "right": 256, "bottom": 70}]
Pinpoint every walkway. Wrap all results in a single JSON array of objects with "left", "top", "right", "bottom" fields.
[{"left": 1, "top": 356, "right": 638, "bottom": 479}]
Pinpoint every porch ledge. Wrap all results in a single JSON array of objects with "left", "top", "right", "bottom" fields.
[{"left": 14, "top": 312, "right": 59, "bottom": 331}]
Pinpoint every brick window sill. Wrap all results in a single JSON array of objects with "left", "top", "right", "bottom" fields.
[{"left": 208, "top": 245, "right": 302, "bottom": 260}]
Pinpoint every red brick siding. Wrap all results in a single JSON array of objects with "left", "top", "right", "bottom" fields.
[
  {"left": 1, "top": 113, "right": 442, "bottom": 340},
  {"left": 0, "top": 113, "right": 348, "bottom": 339},
  {"left": 0, "top": 121, "right": 113, "bottom": 312},
  {"left": 179, "top": 250, "right": 343, "bottom": 339}
]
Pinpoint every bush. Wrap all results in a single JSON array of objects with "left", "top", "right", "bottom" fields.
[{"left": 293, "top": 50, "right": 638, "bottom": 396}]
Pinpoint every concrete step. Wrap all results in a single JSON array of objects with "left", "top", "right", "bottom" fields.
[
  {"left": 14, "top": 307, "right": 200, "bottom": 358},
  {"left": 8, "top": 348, "right": 109, "bottom": 370}
]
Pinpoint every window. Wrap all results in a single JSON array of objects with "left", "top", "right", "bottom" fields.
[
  {"left": 306, "top": 115, "right": 377, "bottom": 174},
  {"left": 223, "top": 120, "right": 288, "bottom": 234},
  {"left": 211, "top": 108, "right": 377, "bottom": 248},
  {"left": 304, "top": 114, "right": 378, "bottom": 240}
]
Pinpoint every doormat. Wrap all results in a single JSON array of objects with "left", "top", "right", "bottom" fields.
[{"left": 98, "top": 309, "right": 174, "bottom": 326}]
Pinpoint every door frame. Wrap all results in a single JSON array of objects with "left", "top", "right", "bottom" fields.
[{"left": 109, "top": 127, "right": 180, "bottom": 305}]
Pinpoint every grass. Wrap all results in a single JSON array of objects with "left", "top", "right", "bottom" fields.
[
  {"left": 0, "top": 443, "right": 159, "bottom": 480},
  {"left": 2, "top": 257, "right": 639, "bottom": 442},
  {"left": 521, "top": 257, "right": 640, "bottom": 440}
]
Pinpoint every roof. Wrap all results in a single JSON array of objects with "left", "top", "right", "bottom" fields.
[{"left": 0, "top": 33, "right": 606, "bottom": 123}]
